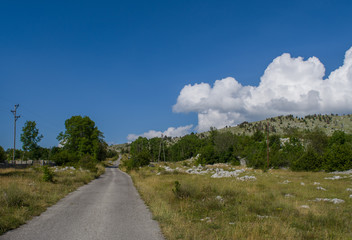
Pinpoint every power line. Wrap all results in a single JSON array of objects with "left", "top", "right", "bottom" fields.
[{"left": 11, "top": 104, "right": 20, "bottom": 163}]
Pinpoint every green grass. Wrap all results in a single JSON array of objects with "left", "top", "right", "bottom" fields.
[
  {"left": 0, "top": 165, "right": 105, "bottom": 235},
  {"left": 127, "top": 162, "right": 352, "bottom": 239}
]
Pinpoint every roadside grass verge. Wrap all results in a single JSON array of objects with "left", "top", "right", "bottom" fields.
[
  {"left": 0, "top": 164, "right": 105, "bottom": 235},
  {"left": 128, "top": 163, "right": 352, "bottom": 239}
]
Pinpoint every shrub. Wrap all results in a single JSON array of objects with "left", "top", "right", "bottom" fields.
[
  {"left": 291, "top": 147, "right": 322, "bottom": 171},
  {"left": 172, "top": 181, "right": 191, "bottom": 199},
  {"left": 323, "top": 143, "right": 352, "bottom": 171},
  {"left": 78, "top": 155, "right": 98, "bottom": 173},
  {"left": 124, "top": 158, "right": 138, "bottom": 171},
  {"left": 42, "top": 166, "right": 54, "bottom": 182},
  {"left": 0, "top": 146, "right": 6, "bottom": 163},
  {"left": 51, "top": 150, "right": 78, "bottom": 165}
]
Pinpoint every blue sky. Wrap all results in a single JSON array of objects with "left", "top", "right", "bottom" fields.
[{"left": 1, "top": 0, "right": 352, "bottom": 149}]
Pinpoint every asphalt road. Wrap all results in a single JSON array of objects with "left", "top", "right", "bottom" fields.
[{"left": 1, "top": 162, "right": 164, "bottom": 240}]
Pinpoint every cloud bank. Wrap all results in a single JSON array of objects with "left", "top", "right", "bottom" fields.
[
  {"left": 173, "top": 46, "right": 352, "bottom": 132},
  {"left": 127, "top": 125, "right": 193, "bottom": 142}
]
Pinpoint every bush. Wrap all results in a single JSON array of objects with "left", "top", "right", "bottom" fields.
[
  {"left": 42, "top": 166, "right": 54, "bottom": 182},
  {"left": 323, "top": 143, "right": 352, "bottom": 171},
  {"left": 172, "top": 181, "right": 191, "bottom": 199},
  {"left": 291, "top": 147, "right": 322, "bottom": 171},
  {"left": 78, "top": 155, "right": 98, "bottom": 173},
  {"left": 282, "top": 137, "right": 304, "bottom": 168},
  {"left": 0, "top": 146, "right": 6, "bottom": 163},
  {"left": 124, "top": 158, "right": 138, "bottom": 171},
  {"left": 51, "top": 150, "right": 79, "bottom": 165},
  {"left": 243, "top": 142, "right": 266, "bottom": 169}
]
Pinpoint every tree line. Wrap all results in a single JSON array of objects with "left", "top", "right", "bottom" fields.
[
  {"left": 126, "top": 127, "right": 352, "bottom": 172},
  {"left": 0, "top": 116, "right": 117, "bottom": 168}
]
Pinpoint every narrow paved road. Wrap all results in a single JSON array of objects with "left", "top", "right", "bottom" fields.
[{"left": 1, "top": 163, "right": 164, "bottom": 240}]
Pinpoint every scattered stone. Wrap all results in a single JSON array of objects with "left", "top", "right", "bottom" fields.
[
  {"left": 257, "top": 215, "right": 269, "bottom": 219},
  {"left": 280, "top": 180, "right": 291, "bottom": 184},
  {"left": 237, "top": 175, "right": 256, "bottom": 181},
  {"left": 215, "top": 195, "right": 223, "bottom": 202},
  {"left": 300, "top": 182, "right": 305, "bottom": 186},
  {"left": 285, "top": 194, "right": 294, "bottom": 198},
  {"left": 346, "top": 188, "right": 352, "bottom": 192},
  {"left": 329, "top": 169, "right": 352, "bottom": 175},
  {"left": 316, "top": 186, "right": 327, "bottom": 191},
  {"left": 324, "top": 176, "right": 346, "bottom": 180},
  {"left": 240, "top": 158, "right": 247, "bottom": 166},
  {"left": 300, "top": 205, "right": 310, "bottom": 209},
  {"left": 313, "top": 182, "right": 320, "bottom": 185},
  {"left": 186, "top": 165, "right": 210, "bottom": 175},
  {"left": 200, "top": 217, "right": 212, "bottom": 223},
  {"left": 156, "top": 172, "right": 161, "bottom": 175},
  {"left": 350, "top": 194, "right": 352, "bottom": 198},
  {"left": 229, "top": 222, "right": 235, "bottom": 225},
  {"left": 314, "top": 198, "right": 345, "bottom": 204},
  {"left": 211, "top": 168, "right": 245, "bottom": 178},
  {"left": 164, "top": 166, "right": 174, "bottom": 172}
]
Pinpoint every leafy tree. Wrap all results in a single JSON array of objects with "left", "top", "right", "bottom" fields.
[
  {"left": 130, "top": 137, "right": 149, "bottom": 156},
  {"left": 243, "top": 141, "right": 266, "bottom": 169},
  {"left": 129, "top": 137, "right": 151, "bottom": 167},
  {"left": 57, "top": 116, "right": 107, "bottom": 161},
  {"left": 51, "top": 150, "right": 79, "bottom": 165},
  {"left": 20, "top": 121, "right": 43, "bottom": 159},
  {"left": 198, "top": 144, "right": 217, "bottom": 164},
  {"left": 328, "top": 131, "right": 352, "bottom": 146},
  {"left": 304, "top": 128, "right": 328, "bottom": 155},
  {"left": 281, "top": 137, "right": 304, "bottom": 168},
  {"left": 323, "top": 143, "right": 352, "bottom": 171},
  {"left": 6, "top": 148, "right": 22, "bottom": 161},
  {"left": 214, "top": 132, "right": 235, "bottom": 153},
  {"left": 291, "top": 146, "right": 322, "bottom": 171},
  {"left": 0, "top": 146, "right": 6, "bottom": 162},
  {"left": 252, "top": 130, "right": 265, "bottom": 142},
  {"left": 149, "top": 137, "right": 162, "bottom": 161}
]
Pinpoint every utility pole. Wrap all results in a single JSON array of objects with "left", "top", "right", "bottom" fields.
[
  {"left": 266, "top": 121, "right": 269, "bottom": 169},
  {"left": 11, "top": 104, "right": 20, "bottom": 164},
  {"left": 158, "top": 134, "right": 163, "bottom": 162},
  {"left": 163, "top": 135, "right": 166, "bottom": 162}
]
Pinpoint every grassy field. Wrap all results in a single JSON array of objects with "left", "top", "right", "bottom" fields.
[
  {"left": 0, "top": 165, "right": 105, "bottom": 235},
  {"left": 126, "top": 161, "right": 352, "bottom": 239}
]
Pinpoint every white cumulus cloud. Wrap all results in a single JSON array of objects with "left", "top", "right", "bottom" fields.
[
  {"left": 173, "top": 46, "right": 352, "bottom": 132},
  {"left": 127, "top": 125, "right": 193, "bottom": 142}
]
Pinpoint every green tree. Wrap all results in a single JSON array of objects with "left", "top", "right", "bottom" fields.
[
  {"left": 57, "top": 116, "right": 107, "bottom": 161},
  {"left": 291, "top": 146, "right": 322, "bottom": 171},
  {"left": 304, "top": 128, "right": 328, "bottom": 155},
  {"left": 20, "top": 121, "right": 43, "bottom": 159},
  {"left": 323, "top": 143, "right": 352, "bottom": 171},
  {"left": 0, "top": 146, "right": 6, "bottom": 163},
  {"left": 6, "top": 148, "right": 22, "bottom": 161}
]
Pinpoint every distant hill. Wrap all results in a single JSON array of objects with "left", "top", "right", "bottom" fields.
[
  {"left": 215, "top": 113, "right": 352, "bottom": 136},
  {"left": 108, "top": 143, "right": 130, "bottom": 152},
  {"left": 112, "top": 114, "right": 352, "bottom": 150}
]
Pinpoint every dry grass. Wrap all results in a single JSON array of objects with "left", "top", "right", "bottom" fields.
[
  {"left": 128, "top": 162, "right": 352, "bottom": 239},
  {"left": 0, "top": 165, "right": 104, "bottom": 235}
]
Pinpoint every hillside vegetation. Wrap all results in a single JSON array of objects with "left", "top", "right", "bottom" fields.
[
  {"left": 122, "top": 113, "right": 352, "bottom": 172},
  {"left": 218, "top": 114, "right": 352, "bottom": 137},
  {"left": 121, "top": 113, "right": 352, "bottom": 239}
]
